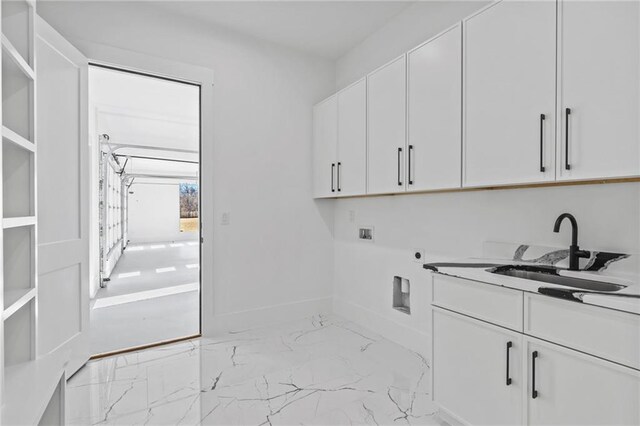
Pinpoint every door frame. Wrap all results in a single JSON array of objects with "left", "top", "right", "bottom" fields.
[{"left": 81, "top": 41, "right": 215, "bottom": 339}]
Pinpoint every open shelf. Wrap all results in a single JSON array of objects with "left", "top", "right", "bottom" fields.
[
  {"left": 3, "top": 225, "right": 35, "bottom": 299},
  {"left": 2, "top": 351, "right": 67, "bottom": 426},
  {"left": 1, "top": 0, "right": 32, "bottom": 72},
  {"left": 1, "top": 34, "right": 34, "bottom": 81},
  {"left": 3, "top": 297, "right": 34, "bottom": 367},
  {"left": 3, "top": 287, "right": 35, "bottom": 320},
  {"left": 3, "top": 141, "right": 34, "bottom": 218},
  {"left": 2, "top": 48, "right": 33, "bottom": 142},
  {"left": 3, "top": 125, "right": 35, "bottom": 152},
  {"left": 3, "top": 215, "right": 36, "bottom": 229}
]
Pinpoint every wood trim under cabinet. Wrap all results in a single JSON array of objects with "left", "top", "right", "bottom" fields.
[{"left": 315, "top": 176, "right": 640, "bottom": 200}]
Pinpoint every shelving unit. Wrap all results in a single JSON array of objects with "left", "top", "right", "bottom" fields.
[{"left": 0, "top": 1, "right": 51, "bottom": 423}]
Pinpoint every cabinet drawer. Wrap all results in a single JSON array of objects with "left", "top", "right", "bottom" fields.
[
  {"left": 525, "top": 293, "right": 640, "bottom": 370},
  {"left": 432, "top": 275, "right": 523, "bottom": 331}
]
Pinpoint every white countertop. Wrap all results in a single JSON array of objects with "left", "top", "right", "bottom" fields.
[{"left": 424, "top": 256, "right": 640, "bottom": 315}]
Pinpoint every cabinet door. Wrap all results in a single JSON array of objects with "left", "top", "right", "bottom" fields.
[
  {"left": 336, "top": 79, "right": 366, "bottom": 197},
  {"left": 367, "top": 56, "right": 406, "bottom": 194},
  {"left": 558, "top": 0, "right": 640, "bottom": 180},
  {"left": 526, "top": 337, "right": 640, "bottom": 425},
  {"left": 463, "top": 0, "right": 556, "bottom": 187},
  {"left": 408, "top": 24, "right": 461, "bottom": 191},
  {"left": 433, "top": 308, "right": 523, "bottom": 425},
  {"left": 312, "top": 96, "right": 337, "bottom": 198}
]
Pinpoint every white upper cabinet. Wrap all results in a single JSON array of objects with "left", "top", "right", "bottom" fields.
[
  {"left": 312, "top": 95, "right": 337, "bottom": 198},
  {"left": 463, "top": 0, "right": 556, "bottom": 187},
  {"left": 558, "top": 0, "right": 640, "bottom": 180},
  {"left": 408, "top": 24, "right": 462, "bottom": 191},
  {"left": 336, "top": 79, "right": 367, "bottom": 197},
  {"left": 367, "top": 56, "right": 407, "bottom": 195},
  {"left": 526, "top": 338, "right": 640, "bottom": 426}
]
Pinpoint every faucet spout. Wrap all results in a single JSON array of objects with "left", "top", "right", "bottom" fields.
[
  {"left": 554, "top": 213, "right": 579, "bottom": 246},
  {"left": 553, "top": 213, "right": 590, "bottom": 271}
]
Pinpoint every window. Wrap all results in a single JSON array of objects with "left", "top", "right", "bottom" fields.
[{"left": 179, "top": 183, "right": 199, "bottom": 232}]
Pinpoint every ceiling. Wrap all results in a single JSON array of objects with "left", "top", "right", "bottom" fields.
[
  {"left": 90, "top": 66, "right": 200, "bottom": 181},
  {"left": 150, "top": 1, "right": 415, "bottom": 59}
]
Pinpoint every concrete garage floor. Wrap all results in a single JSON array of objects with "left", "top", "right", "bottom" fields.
[{"left": 90, "top": 241, "right": 200, "bottom": 355}]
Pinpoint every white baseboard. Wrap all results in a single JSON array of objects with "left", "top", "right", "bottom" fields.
[
  {"left": 333, "top": 298, "right": 431, "bottom": 360},
  {"left": 206, "top": 296, "right": 333, "bottom": 335}
]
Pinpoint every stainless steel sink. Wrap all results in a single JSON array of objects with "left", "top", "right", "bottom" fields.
[{"left": 488, "top": 265, "right": 627, "bottom": 292}]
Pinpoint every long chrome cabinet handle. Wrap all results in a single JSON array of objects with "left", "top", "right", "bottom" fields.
[
  {"left": 408, "top": 145, "right": 414, "bottom": 185},
  {"left": 539, "top": 114, "right": 546, "bottom": 172},
  {"left": 337, "top": 162, "right": 341, "bottom": 192},
  {"left": 331, "top": 163, "right": 335, "bottom": 192},
  {"left": 565, "top": 108, "right": 571, "bottom": 170},
  {"left": 506, "top": 341, "right": 513, "bottom": 386},
  {"left": 397, "top": 147, "right": 403, "bottom": 186},
  {"left": 532, "top": 351, "right": 539, "bottom": 399}
]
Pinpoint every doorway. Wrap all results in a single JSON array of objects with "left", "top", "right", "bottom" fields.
[{"left": 88, "top": 64, "right": 201, "bottom": 356}]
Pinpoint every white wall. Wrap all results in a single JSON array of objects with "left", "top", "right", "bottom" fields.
[
  {"left": 332, "top": 1, "right": 640, "bottom": 357},
  {"left": 38, "top": 2, "right": 337, "bottom": 329},
  {"left": 127, "top": 183, "right": 196, "bottom": 244}
]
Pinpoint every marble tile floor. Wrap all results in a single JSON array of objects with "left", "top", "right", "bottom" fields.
[{"left": 67, "top": 315, "right": 445, "bottom": 426}]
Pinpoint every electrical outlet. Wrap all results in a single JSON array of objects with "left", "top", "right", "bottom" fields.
[
  {"left": 413, "top": 249, "right": 424, "bottom": 263},
  {"left": 221, "top": 212, "right": 230, "bottom": 226}
]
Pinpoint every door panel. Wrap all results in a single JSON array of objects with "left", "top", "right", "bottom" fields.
[
  {"left": 526, "top": 338, "right": 640, "bottom": 425},
  {"left": 337, "top": 79, "right": 366, "bottom": 196},
  {"left": 367, "top": 56, "right": 406, "bottom": 194},
  {"left": 312, "top": 96, "right": 337, "bottom": 197},
  {"left": 408, "top": 24, "right": 462, "bottom": 191},
  {"left": 36, "top": 17, "right": 89, "bottom": 376},
  {"left": 433, "top": 308, "right": 523, "bottom": 425},
  {"left": 464, "top": 0, "right": 556, "bottom": 187},
  {"left": 558, "top": 0, "right": 640, "bottom": 180}
]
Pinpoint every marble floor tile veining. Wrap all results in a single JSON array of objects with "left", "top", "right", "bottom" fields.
[{"left": 68, "top": 315, "right": 443, "bottom": 426}]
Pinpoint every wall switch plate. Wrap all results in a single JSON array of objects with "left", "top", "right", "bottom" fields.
[
  {"left": 413, "top": 249, "right": 424, "bottom": 263},
  {"left": 349, "top": 210, "right": 355, "bottom": 223},
  {"left": 221, "top": 212, "right": 230, "bottom": 226},
  {"left": 358, "top": 226, "right": 374, "bottom": 241}
]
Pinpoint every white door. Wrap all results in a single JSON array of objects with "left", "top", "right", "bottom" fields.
[
  {"left": 433, "top": 308, "right": 523, "bottom": 425},
  {"left": 36, "top": 17, "right": 89, "bottom": 376},
  {"left": 408, "top": 24, "right": 462, "bottom": 192},
  {"left": 463, "top": 0, "right": 556, "bottom": 187},
  {"left": 526, "top": 337, "right": 640, "bottom": 425},
  {"left": 558, "top": 0, "right": 640, "bottom": 180},
  {"left": 367, "top": 56, "right": 406, "bottom": 194},
  {"left": 336, "top": 79, "right": 366, "bottom": 197},
  {"left": 312, "top": 96, "right": 337, "bottom": 197}
]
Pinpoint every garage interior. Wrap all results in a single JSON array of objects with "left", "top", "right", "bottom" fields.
[{"left": 89, "top": 65, "right": 201, "bottom": 356}]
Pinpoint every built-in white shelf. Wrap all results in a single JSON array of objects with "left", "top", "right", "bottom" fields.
[
  {"left": 2, "top": 352, "right": 68, "bottom": 426},
  {"left": 2, "top": 125, "right": 35, "bottom": 152},
  {"left": 1, "top": 33, "right": 34, "bottom": 80},
  {"left": 3, "top": 215, "right": 36, "bottom": 229},
  {"left": 2, "top": 287, "right": 35, "bottom": 320}
]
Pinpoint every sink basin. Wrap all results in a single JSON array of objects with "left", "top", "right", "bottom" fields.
[{"left": 488, "top": 265, "right": 627, "bottom": 292}]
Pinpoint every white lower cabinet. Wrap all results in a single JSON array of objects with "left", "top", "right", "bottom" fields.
[
  {"left": 526, "top": 338, "right": 640, "bottom": 426},
  {"left": 432, "top": 276, "right": 640, "bottom": 426},
  {"left": 433, "top": 308, "right": 523, "bottom": 425}
]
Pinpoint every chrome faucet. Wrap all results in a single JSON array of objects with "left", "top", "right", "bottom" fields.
[{"left": 553, "top": 213, "right": 590, "bottom": 271}]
